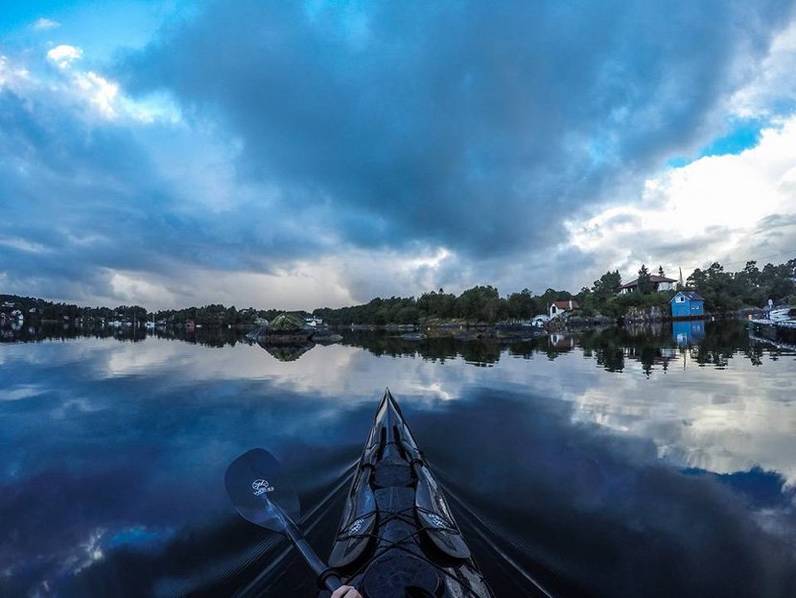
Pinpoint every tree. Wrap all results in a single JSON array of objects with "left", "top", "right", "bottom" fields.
[
  {"left": 637, "top": 264, "right": 653, "bottom": 294},
  {"left": 592, "top": 270, "right": 622, "bottom": 299},
  {"left": 454, "top": 285, "right": 501, "bottom": 322},
  {"left": 657, "top": 265, "right": 665, "bottom": 278},
  {"left": 506, "top": 289, "right": 537, "bottom": 319}
]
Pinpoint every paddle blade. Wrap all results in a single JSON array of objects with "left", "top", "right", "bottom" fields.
[{"left": 225, "top": 448, "right": 300, "bottom": 532}]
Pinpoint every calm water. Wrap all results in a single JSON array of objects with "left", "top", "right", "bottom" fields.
[{"left": 2, "top": 321, "right": 795, "bottom": 597}]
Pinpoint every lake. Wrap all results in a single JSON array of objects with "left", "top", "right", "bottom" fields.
[{"left": 1, "top": 321, "right": 795, "bottom": 597}]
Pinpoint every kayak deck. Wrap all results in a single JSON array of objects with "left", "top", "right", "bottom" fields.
[{"left": 322, "top": 389, "right": 494, "bottom": 597}]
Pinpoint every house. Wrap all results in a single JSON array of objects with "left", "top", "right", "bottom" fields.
[
  {"left": 548, "top": 299, "right": 578, "bottom": 319},
  {"left": 670, "top": 291, "right": 704, "bottom": 319},
  {"left": 619, "top": 275, "right": 677, "bottom": 294}
]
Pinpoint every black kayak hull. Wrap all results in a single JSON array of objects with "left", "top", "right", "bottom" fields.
[{"left": 321, "top": 389, "right": 494, "bottom": 598}]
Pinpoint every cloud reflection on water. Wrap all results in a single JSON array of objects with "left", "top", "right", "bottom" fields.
[{"left": 1, "top": 324, "right": 795, "bottom": 595}]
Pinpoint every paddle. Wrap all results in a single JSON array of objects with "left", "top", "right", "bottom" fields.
[{"left": 225, "top": 448, "right": 343, "bottom": 592}]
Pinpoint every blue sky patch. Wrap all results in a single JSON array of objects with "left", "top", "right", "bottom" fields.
[
  {"left": 699, "top": 121, "right": 762, "bottom": 157},
  {"left": 666, "top": 121, "right": 763, "bottom": 169}
]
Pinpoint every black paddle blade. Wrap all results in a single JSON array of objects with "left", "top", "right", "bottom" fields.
[{"left": 225, "top": 448, "right": 300, "bottom": 532}]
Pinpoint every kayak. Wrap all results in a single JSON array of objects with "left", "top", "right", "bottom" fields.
[{"left": 322, "top": 389, "right": 494, "bottom": 597}]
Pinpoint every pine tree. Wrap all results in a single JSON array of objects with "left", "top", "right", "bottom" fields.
[{"left": 638, "top": 264, "right": 653, "bottom": 294}]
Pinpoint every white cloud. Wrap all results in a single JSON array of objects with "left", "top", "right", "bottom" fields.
[
  {"left": 566, "top": 117, "right": 796, "bottom": 280},
  {"left": 95, "top": 248, "right": 463, "bottom": 310},
  {"left": 101, "top": 264, "right": 354, "bottom": 311},
  {"left": 74, "top": 71, "right": 119, "bottom": 118},
  {"left": 108, "top": 271, "right": 177, "bottom": 308},
  {"left": 11, "top": 46, "right": 177, "bottom": 122},
  {"left": 0, "top": 236, "right": 51, "bottom": 254},
  {"left": 0, "top": 55, "right": 31, "bottom": 89},
  {"left": 730, "top": 20, "right": 796, "bottom": 119},
  {"left": 47, "top": 44, "right": 83, "bottom": 69},
  {"left": 33, "top": 18, "right": 61, "bottom": 31}
]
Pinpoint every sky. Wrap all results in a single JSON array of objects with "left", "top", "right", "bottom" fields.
[{"left": 1, "top": 0, "right": 796, "bottom": 310}]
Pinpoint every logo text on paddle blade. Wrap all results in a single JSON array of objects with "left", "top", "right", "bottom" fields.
[{"left": 251, "top": 479, "right": 275, "bottom": 495}]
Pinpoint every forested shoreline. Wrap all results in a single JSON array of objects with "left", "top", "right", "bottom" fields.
[{"left": 2, "top": 258, "right": 793, "bottom": 327}]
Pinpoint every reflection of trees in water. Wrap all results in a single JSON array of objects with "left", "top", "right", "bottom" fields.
[
  {"left": 4, "top": 320, "right": 785, "bottom": 372},
  {"left": 459, "top": 341, "right": 502, "bottom": 366},
  {"left": 578, "top": 326, "right": 676, "bottom": 375},
  {"left": 339, "top": 330, "right": 505, "bottom": 365},
  {"left": 258, "top": 341, "right": 315, "bottom": 362},
  {"left": 161, "top": 327, "right": 242, "bottom": 348},
  {"left": 690, "top": 320, "right": 754, "bottom": 368},
  {"left": 0, "top": 323, "right": 148, "bottom": 344},
  {"left": 340, "top": 330, "right": 459, "bottom": 361},
  {"left": 0, "top": 323, "right": 250, "bottom": 347}
]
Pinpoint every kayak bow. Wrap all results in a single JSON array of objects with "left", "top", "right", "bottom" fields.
[{"left": 322, "top": 389, "right": 494, "bottom": 598}]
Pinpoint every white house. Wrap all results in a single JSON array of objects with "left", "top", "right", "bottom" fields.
[
  {"left": 304, "top": 316, "right": 324, "bottom": 328},
  {"left": 548, "top": 299, "right": 579, "bottom": 319},
  {"left": 619, "top": 275, "right": 677, "bottom": 294}
]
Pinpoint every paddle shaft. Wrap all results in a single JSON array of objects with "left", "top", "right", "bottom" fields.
[{"left": 284, "top": 518, "right": 342, "bottom": 591}]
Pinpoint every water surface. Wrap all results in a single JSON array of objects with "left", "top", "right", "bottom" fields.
[{"left": 1, "top": 321, "right": 795, "bottom": 597}]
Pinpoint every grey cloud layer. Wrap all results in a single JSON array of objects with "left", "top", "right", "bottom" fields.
[
  {"left": 123, "top": 0, "right": 795, "bottom": 256},
  {"left": 2, "top": 0, "right": 795, "bottom": 305},
  {"left": 0, "top": 83, "right": 329, "bottom": 303}
]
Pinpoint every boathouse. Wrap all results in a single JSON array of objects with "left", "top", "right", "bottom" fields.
[{"left": 670, "top": 291, "right": 704, "bottom": 319}]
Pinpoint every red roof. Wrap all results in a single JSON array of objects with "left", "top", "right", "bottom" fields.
[{"left": 551, "top": 300, "right": 579, "bottom": 310}]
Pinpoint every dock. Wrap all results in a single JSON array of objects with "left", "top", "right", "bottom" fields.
[{"left": 749, "top": 318, "right": 796, "bottom": 330}]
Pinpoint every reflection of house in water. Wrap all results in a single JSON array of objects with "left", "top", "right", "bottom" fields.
[
  {"left": 548, "top": 333, "right": 575, "bottom": 351},
  {"left": 673, "top": 320, "right": 705, "bottom": 346}
]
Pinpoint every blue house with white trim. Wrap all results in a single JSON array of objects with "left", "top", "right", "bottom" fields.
[{"left": 671, "top": 291, "right": 704, "bottom": 319}]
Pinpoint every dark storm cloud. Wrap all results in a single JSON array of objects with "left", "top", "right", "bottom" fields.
[
  {"left": 3, "top": 1, "right": 795, "bottom": 305},
  {"left": 123, "top": 0, "right": 795, "bottom": 257}
]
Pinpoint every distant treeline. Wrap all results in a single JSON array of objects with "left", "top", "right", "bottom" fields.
[
  {"left": 2, "top": 257, "right": 793, "bottom": 327},
  {"left": 315, "top": 258, "right": 795, "bottom": 324},
  {"left": 150, "top": 305, "right": 290, "bottom": 326},
  {"left": 0, "top": 295, "right": 150, "bottom": 322},
  {"left": 0, "top": 295, "right": 297, "bottom": 327},
  {"left": 314, "top": 286, "right": 572, "bottom": 325},
  {"left": 686, "top": 260, "right": 795, "bottom": 312}
]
